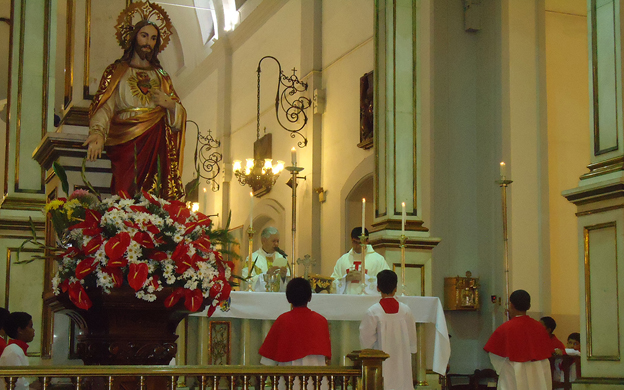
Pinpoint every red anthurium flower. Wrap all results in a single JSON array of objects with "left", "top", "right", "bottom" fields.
[
  {"left": 118, "top": 190, "right": 131, "bottom": 199},
  {"left": 103, "top": 267, "right": 123, "bottom": 287},
  {"left": 164, "top": 201, "right": 191, "bottom": 224},
  {"left": 210, "top": 279, "right": 232, "bottom": 301},
  {"left": 183, "top": 222, "right": 198, "bottom": 236},
  {"left": 194, "top": 213, "right": 212, "bottom": 227},
  {"left": 148, "top": 250, "right": 168, "bottom": 261},
  {"left": 133, "top": 232, "right": 155, "bottom": 248},
  {"left": 145, "top": 223, "right": 160, "bottom": 235},
  {"left": 83, "top": 226, "right": 103, "bottom": 236},
  {"left": 130, "top": 205, "right": 149, "bottom": 214},
  {"left": 68, "top": 209, "right": 102, "bottom": 231},
  {"left": 171, "top": 243, "right": 189, "bottom": 261},
  {"left": 142, "top": 190, "right": 160, "bottom": 206},
  {"left": 108, "top": 257, "right": 128, "bottom": 268},
  {"left": 68, "top": 282, "right": 92, "bottom": 310},
  {"left": 75, "top": 257, "right": 98, "bottom": 279},
  {"left": 192, "top": 236, "right": 212, "bottom": 253},
  {"left": 174, "top": 254, "right": 195, "bottom": 274},
  {"left": 60, "top": 279, "right": 70, "bottom": 293},
  {"left": 82, "top": 236, "right": 103, "bottom": 256},
  {"left": 104, "top": 232, "right": 131, "bottom": 260},
  {"left": 149, "top": 275, "right": 160, "bottom": 290},
  {"left": 62, "top": 246, "right": 80, "bottom": 258},
  {"left": 207, "top": 304, "right": 217, "bottom": 317},
  {"left": 128, "top": 263, "right": 149, "bottom": 291},
  {"left": 184, "top": 289, "right": 203, "bottom": 312},
  {"left": 164, "top": 287, "right": 185, "bottom": 308},
  {"left": 123, "top": 220, "right": 140, "bottom": 229}
]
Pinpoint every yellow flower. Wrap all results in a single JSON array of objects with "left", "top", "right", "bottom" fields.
[
  {"left": 63, "top": 199, "right": 81, "bottom": 220},
  {"left": 44, "top": 199, "right": 65, "bottom": 213}
]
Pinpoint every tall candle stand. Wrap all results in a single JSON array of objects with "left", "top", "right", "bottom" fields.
[
  {"left": 496, "top": 177, "right": 513, "bottom": 320},
  {"left": 285, "top": 165, "right": 305, "bottom": 278},
  {"left": 400, "top": 234, "right": 407, "bottom": 296},
  {"left": 359, "top": 234, "right": 367, "bottom": 295},
  {"left": 246, "top": 226, "right": 255, "bottom": 292}
]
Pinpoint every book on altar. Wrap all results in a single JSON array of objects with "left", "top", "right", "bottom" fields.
[{"left": 271, "top": 256, "right": 288, "bottom": 268}]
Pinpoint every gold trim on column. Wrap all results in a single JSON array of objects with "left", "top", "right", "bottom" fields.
[
  {"left": 583, "top": 221, "right": 621, "bottom": 361},
  {"left": 82, "top": 0, "right": 91, "bottom": 100},
  {"left": 373, "top": 0, "right": 384, "bottom": 219},
  {"left": 64, "top": 0, "right": 75, "bottom": 109},
  {"left": 4, "top": 0, "right": 15, "bottom": 197},
  {"left": 392, "top": 0, "right": 397, "bottom": 216},
  {"left": 392, "top": 263, "right": 425, "bottom": 296},
  {"left": 590, "top": 0, "right": 619, "bottom": 156},
  {"left": 42, "top": 0, "right": 51, "bottom": 137},
  {"left": 13, "top": 0, "right": 25, "bottom": 193},
  {"left": 411, "top": 0, "right": 417, "bottom": 215}
]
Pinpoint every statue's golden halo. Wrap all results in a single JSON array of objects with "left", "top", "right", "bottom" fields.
[{"left": 115, "top": 1, "right": 174, "bottom": 54}]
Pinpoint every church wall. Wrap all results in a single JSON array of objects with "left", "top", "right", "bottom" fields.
[{"left": 544, "top": 1, "right": 588, "bottom": 345}]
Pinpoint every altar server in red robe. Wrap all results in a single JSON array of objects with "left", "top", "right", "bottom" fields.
[
  {"left": 359, "top": 270, "right": 417, "bottom": 390},
  {"left": 484, "top": 290, "right": 554, "bottom": 390},
  {"left": 540, "top": 316, "right": 566, "bottom": 355},
  {"left": 259, "top": 277, "right": 331, "bottom": 366}
]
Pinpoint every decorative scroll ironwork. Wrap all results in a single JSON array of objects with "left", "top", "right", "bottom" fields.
[
  {"left": 190, "top": 120, "right": 222, "bottom": 192},
  {"left": 257, "top": 56, "right": 311, "bottom": 148}
]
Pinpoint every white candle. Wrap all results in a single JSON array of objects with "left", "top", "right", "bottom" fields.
[
  {"left": 401, "top": 202, "right": 406, "bottom": 235},
  {"left": 291, "top": 147, "right": 297, "bottom": 166},
  {"left": 203, "top": 188, "right": 208, "bottom": 214},
  {"left": 361, "top": 198, "right": 366, "bottom": 232},
  {"left": 500, "top": 161, "right": 506, "bottom": 179},
  {"left": 249, "top": 192, "right": 254, "bottom": 228}
]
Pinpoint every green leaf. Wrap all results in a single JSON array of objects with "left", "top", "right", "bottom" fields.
[
  {"left": 28, "top": 217, "right": 37, "bottom": 240},
  {"left": 53, "top": 161, "right": 69, "bottom": 196}
]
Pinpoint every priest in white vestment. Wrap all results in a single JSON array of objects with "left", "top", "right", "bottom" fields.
[
  {"left": 242, "top": 227, "right": 290, "bottom": 292},
  {"left": 332, "top": 227, "right": 390, "bottom": 294},
  {"left": 359, "top": 270, "right": 417, "bottom": 390},
  {"left": 484, "top": 290, "right": 554, "bottom": 390}
]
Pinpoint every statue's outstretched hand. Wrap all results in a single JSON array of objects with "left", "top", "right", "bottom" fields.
[
  {"left": 152, "top": 88, "right": 175, "bottom": 110},
  {"left": 83, "top": 133, "right": 105, "bottom": 161}
]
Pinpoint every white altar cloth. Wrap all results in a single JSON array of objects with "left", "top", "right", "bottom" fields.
[{"left": 197, "top": 291, "right": 451, "bottom": 375}]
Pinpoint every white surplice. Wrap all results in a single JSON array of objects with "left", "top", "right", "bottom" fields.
[
  {"left": 332, "top": 245, "right": 390, "bottom": 295},
  {"left": 359, "top": 300, "right": 417, "bottom": 390},
  {"left": 0, "top": 344, "right": 33, "bottom": 390},
  {"left": 261, "top": 355, "right": 327, "bottom": 390},
  {"left": 489, "top": 353, "right": 552, "bottom": 390},
  {"left": 241, "top": 248, "right": 289, "bottom": 292}
]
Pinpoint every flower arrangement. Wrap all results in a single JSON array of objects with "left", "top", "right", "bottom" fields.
[{"left": 40, "top": 189, "right": 233, "bottom": 315}]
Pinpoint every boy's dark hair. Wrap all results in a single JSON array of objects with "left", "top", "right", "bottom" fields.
[
  {"left": 377, "top": 270, "right": 398, "bottom": 295},
  {"left": 509, "top": 289, "right": 531, "bottom": 312},
  {"left": 351, "top": 227, "right": 370, "bottom": 240},
  {"left": 286, "top": 278, "right": 312, "bottom": 307},
  {"left": 4, "top": 312, "right": 32, "bottom": 339},
  {"left": 540, "top": 316, "right": 557, "bottom": 333},
  {"left": 0, "top": 307, "right": 9, "bottom": 330},
  {"left": 568, "top": 332, "right": 581, "bottom": 343}
]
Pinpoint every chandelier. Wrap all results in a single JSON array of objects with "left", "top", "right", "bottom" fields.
[
  {"left": 233, "top": 157, "right": 284, "bottom": 194},
  {"left": 233, "top": 55, "right": 309, "bottom": 196}
]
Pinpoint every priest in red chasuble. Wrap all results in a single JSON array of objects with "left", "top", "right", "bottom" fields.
[
  {"left": 83, "top": 2, "right": 186, "bottom": 201},
  {"left": 259, "top": 278, "right": 331, "bottom": 366},
  {"left": 484, "top": 289, "right": 554, "bottom": 390}
]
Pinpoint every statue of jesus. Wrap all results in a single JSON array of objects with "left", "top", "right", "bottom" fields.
[{"left": 83, "top": 2, "right": 186, "bottom": 200}]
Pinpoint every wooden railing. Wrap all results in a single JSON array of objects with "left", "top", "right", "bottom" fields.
[{"left": 0, "top": 350, "right": 389, "bottom": 390}]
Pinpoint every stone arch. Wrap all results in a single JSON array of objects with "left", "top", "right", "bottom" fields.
[{"left": 339, "top": 154, "right": 375, "bottom": 254}]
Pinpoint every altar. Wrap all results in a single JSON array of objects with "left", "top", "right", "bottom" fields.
[{"left": 192, "top": 291, "right": 451, "bottom": 379}]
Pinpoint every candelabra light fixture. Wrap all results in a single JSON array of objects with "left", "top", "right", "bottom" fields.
[
  {"left": 233, "top": 157, "right": 285, "bottom": 195},
  {"left": 233, "top": 55, "right": 309, "bottom": 195}
]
